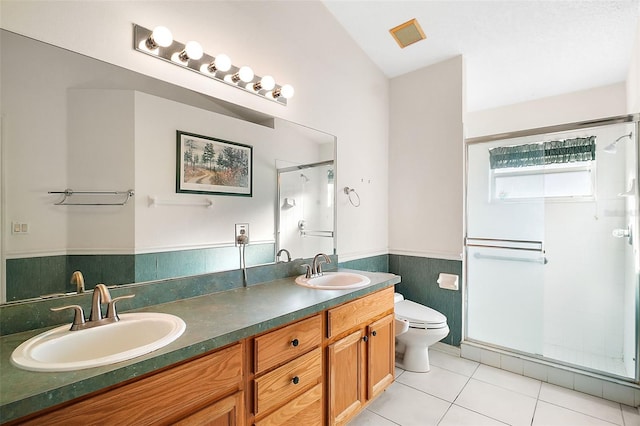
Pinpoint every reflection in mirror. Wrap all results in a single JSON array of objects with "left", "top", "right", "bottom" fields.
[
  {"left": 277, "top": 161, "right": 335, "bottom": 259},
  {"left": 0, "top": 30, "right": 336, "bottom": 303}
]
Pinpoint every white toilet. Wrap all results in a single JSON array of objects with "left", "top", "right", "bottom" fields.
[{"left": 394, "top": 293, "right": 449, "bottom": 372}]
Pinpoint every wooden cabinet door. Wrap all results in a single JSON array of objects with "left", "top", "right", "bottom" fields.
[
  {"left": 173, "top": 391, "right": 244, "bottom": 426},
  {"left": 367, "top": 314, "right": 395, "bottom": 400},
  {"left": 327, "top": 329, "right": 365, "bottom": 426}
]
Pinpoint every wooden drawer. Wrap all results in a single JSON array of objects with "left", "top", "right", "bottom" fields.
[
  {"left": 254, "top": 383, "right": 322, "bottom": 426},
  {"left": 254, "top": 347, "right": 322, "bottom": 416},
  {"left": 254, "top": 314, "right": 322, "bottom": 374},
  {"left": 327, "top": 287, "right": 394, "bottom": 339},
  {"left": 174, "top": 391, "right": 244, "bottom": 426},
  {"left": 19, "top": 343, "right": 244, "bottom": 426}
]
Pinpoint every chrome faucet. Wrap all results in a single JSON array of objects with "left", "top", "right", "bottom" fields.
[
  {"left": 70, "top": 271, "right": 85, "bottom": 294},
  {"left": 312, "top": 253, "right": 331, "bottom": 276},
  {"left": 276, "top": 248, "right": 291, "bottom": 263},
  {"left": 89, "top": 284, "right": 112, "bottom": 321},
  {"left": 51, "top": 284, "right": 135, "bottom": 331}
]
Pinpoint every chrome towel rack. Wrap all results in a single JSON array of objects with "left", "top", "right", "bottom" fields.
[
  {"left": 473, "top": 252, "right": 548, "bottom": 265},
  {"left": 300, "top": 230, "right": 334, "bottom": 238},
  {"left": 49, "top": 189, "right": 135, "bottom": 206},
  {"left": 148, "top": 195, "right": 213, "bottom": 208},
  {"left": 465, "top": 237, "right": 544, "bottom": 253}
]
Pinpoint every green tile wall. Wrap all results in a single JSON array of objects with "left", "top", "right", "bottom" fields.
[
  {"left": 339, "top": 253, "right": 463, "bottom": 347},
  {"left": 134, "top": 243, "right": 275, "bottom": 282},
  {"left": 2, "top": 251, "right": 464, "bottom": 344},
  {"left": 338, "top": 254, "right": 389, "bottom": 272},
  {"left": 67, "top": 255, "right": 136, "bottom": 290},
  {"left": 389, "top": 254, "right": 463, "bottom": 346},
  {"left": 6, "top": 243, "right": 275, "bottom": 301},
  {"left": 5, "top": 256, "right": 67, "bottom": 301},
  {"left": 1, "top": 253, "right": 334, "bottom": 336}
]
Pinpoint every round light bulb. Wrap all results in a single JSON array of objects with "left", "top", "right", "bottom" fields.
[
  {"left": 260, "top": 75, "right": 276, "bottom": 91},
  {"left": 214, "top": 54, "right": 232, "bottom": 72},
  {"left": 280, "top": 84, "right": 295, "bottom": 99},
  {"left": 151, "top": 26, "right": 173, "bottom": 48},
  {"left": 238, "top": 66, "right": 254, "bottom": 83},
  {"left": 184, "top": 41, "right": 204, "bottom": 60}
]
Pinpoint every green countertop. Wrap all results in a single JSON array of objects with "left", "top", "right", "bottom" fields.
[{"left": 0, "top": 269, "right": 400, "bottom": 423}]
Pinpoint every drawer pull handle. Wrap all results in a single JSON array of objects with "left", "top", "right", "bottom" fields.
[
  {"left": 292, "top": 376, "right": 300, "bottom": 385},
  {"left": 291, "top": 338, "right": 299, "bottom": 347},
  {"left": 363, "top": 335, "right": 368, "bottom": 343},
  {"left": 372, "top": 330, "right": 377, "bottom": 337}
]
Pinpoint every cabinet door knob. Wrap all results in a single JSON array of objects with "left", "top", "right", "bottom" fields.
[
  {"left": 291, "top": 338, "right": 299, "bottom": 347},
  {"left": 372, "top": 330, "right": 377, "bottom": 337},
  {"left": 362, "top": 335, "right": 368, "bottom": 343},
  {"left": 292, "top": 376, "right": 300, "bottom": 385}
]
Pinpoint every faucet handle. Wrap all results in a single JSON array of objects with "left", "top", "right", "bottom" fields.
[
  {"left": 106, "top": 294, "right": 135, "bottom": 320},
  {"left": 300, "top": 263, "right": 312, "bottom": 279},
  {"left": 51, "top": 305, "right": 86, "bottom": 331}
]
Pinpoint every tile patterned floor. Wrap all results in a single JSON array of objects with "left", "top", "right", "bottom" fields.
[{"left": 348, "top": 348, "right": 640, "bottom": 426}]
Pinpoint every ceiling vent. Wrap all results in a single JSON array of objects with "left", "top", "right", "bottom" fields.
[{"left": 389, "top": 18, "right": 426, "bottom": 49}]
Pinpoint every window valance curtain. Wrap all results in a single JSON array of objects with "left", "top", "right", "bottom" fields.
[{"left": 489, "top": 136, "right": 596, "bottom": 169}]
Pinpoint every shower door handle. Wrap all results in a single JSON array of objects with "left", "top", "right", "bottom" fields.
[{"left": 612, "top": 226, "right": 632, "bottom": 245}]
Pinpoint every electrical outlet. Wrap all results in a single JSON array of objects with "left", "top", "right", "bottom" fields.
[{"left": 235, "top": 223, "right": 249, "bottom": 246}]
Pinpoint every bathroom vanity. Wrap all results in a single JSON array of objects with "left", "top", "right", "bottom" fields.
[{"left": 0, "top": 270, "right": 399, "bottom": 425}]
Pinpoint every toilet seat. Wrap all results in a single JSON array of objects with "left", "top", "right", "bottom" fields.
[{"left": 395, "top": 300, "right": 447, "bottom": 330}]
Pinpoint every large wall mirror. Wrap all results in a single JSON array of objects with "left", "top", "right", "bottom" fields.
[{"left": 0, "top": 29, "right": 336, "bottom": 303}]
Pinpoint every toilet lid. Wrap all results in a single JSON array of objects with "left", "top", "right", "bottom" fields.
[{"left": 395, "top": 300, "right": 447, "bottom": 329}]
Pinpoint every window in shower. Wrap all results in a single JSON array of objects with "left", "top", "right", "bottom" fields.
[
  {"left": 492, "top": 162, "right": 595, "bottom": 201},
  {"left": 489, "top": 136, "right": 596, "bottom": 201}
]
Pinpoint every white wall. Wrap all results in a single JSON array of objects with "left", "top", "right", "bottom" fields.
[
  {"left": 627, "top": 21, "right": 640, "bottom": 114},
  {"left": 388, "top": 56, "right": 465, "bottom": 260},
  {"left": 68, "top": 90, "right": 135, "bottom": 254},
  {"left": 466, "top": 83, "right": 628, "bottom": 139},
  {"left": 2, "top": 31, "right": 72, "bottom": 258},
  {"left": 134, "top": 91, "right": 327, "bottom": 253},
  {"left": 0, "top": 0, "right": 389, "bottom": 262}
]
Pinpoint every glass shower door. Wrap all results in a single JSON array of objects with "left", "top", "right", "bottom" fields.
[
  {"left": 277, "top": 161, "right": 335, "bottom": 259},
  {"left": 466, "top": 121, "right": 639, "bottom": 381},
  {"left": 466, "top": 139, "right": 546, "bottom": 355}
]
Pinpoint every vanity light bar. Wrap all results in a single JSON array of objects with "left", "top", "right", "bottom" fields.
[{"left": 133, "top": 24, "right": 293, "bottom": 106}]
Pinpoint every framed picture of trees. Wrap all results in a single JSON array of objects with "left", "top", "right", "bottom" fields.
[{"left": 176, "top": 131, "right": 252, "bottom": 196}]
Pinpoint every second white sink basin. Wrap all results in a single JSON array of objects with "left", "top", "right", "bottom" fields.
[
  {"left": 11, "top": 312, "right": 186, "bottom": 372},
  {"left": 295, "top": 271, "right": 371, "bottom": 290}
]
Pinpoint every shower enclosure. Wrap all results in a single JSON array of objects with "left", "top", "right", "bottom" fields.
[
  {"left": 277, "top": 161, "right": 335, "bottom": 260},
  {"left": 465, "top": 116, "right": 639, "bottom": 382}
]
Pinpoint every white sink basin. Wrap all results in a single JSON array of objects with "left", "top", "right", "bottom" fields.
[
  {"left": 295, "top": 271, "right": 371, "bottom": 290},
  {"left": 11, "top": 312, "right": 186, "bottom": 372}
]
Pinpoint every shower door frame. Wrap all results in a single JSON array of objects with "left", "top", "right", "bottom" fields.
[
  {"left": 275, "top": 160, "right": 337, "bottom": 259},
  {"left": 464, "top": 113, "right": 640, "bottom": 384}
]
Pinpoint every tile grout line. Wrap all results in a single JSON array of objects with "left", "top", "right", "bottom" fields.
[
  {"left": 529, "top": 380, "right": 543, "bottom": 426},
  {"left": 448, "top": 362, "right": 515, "bottom": 426},
  {"left": 365, "top": 408, "right": 403, "bottom": 426},
  {"left": 538, "top": 399, "right": 625, "bottom": 426}
]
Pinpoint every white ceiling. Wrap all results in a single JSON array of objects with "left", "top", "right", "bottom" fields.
[{"left": 323, "top": 0, "right": 640, "bottom": 112}]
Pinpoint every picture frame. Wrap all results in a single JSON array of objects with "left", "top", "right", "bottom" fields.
[{"left": 176, "top": 131, "right": 253, "bottom": 196}]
